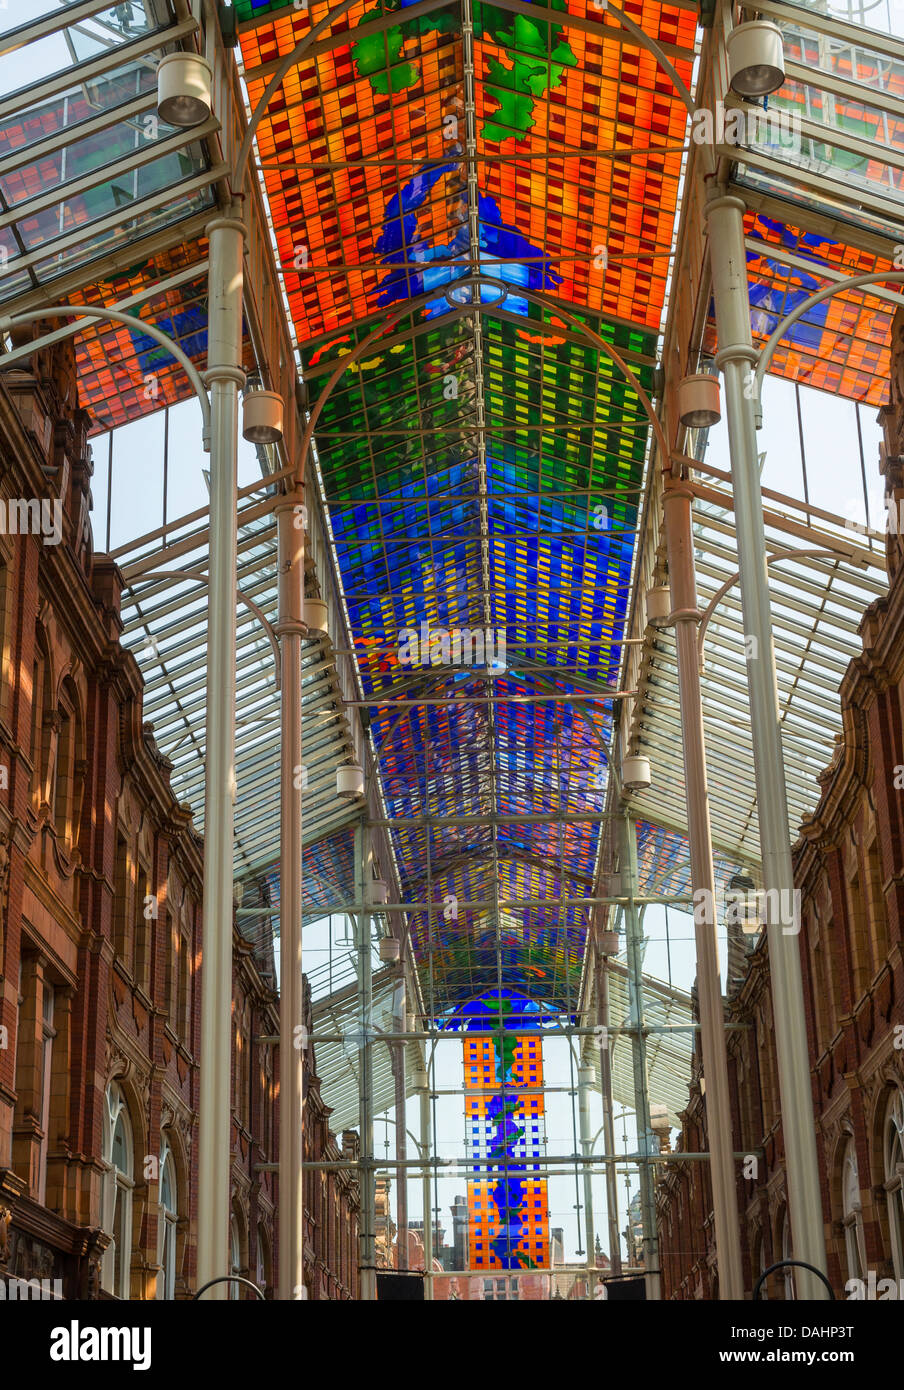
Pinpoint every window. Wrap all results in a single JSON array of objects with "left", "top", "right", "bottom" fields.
[
  {"left": 780, "top": 1209, "right": 795, "bottom": 1300},
  {"left": 134, "top": 861, "right": 151, "bottom": 991},
  {"left": 164, "top": 913, "right": 175, "bottom": 1020},
  {"left": 36, "top": 982, "right": 55, "bottom": 1205},
  {"left": 158, "top": 1150, "right": 177, "bottom": 1300},
  {"left": 177, "top": 929, "right": 190, "bottom": 1039},
  {"left": 755, "top": 1230, "right": 769, "bottom": 1301},
  {"left": 30, "top": 630, "right": 50, "bottom": 810},
  {"left": 260, "top": 1047, "right": 273, "bottom": 1158},
  {"left": 0, "top": 558, "right": 9, "bottom": 721},
  {"left": 846, "top": 869, "right": 870, "bottom": 1002},
  {"left": 865, "top": 838, "right": 888, "bottom": 971},
  {"left": 841, "top": 1138, "right": 866, "bottom": 1283},
  {"left": 229, "top": 1214, "right": 243, "bottom": 1300},
  {"left": 112, "top": 832, "right": 131, "bottom": 965},
  {"left": 255, "top": 1224, "right": 269, "bottom": 1295},
  {"left": 884, "top": 1090, "right": 904, "bottom": 1280},
  {"left": 53, "top": 705, "right": 72, "bottom": 837},
  {"left": 234, "top": 1002, "right": 250, "bottom": 1130},
  {"left": 102, "top": 1083, "right": 134, "bottom": 1298},
  {"left": 53, "top": 678, "right": 83, "bottom": 847}
]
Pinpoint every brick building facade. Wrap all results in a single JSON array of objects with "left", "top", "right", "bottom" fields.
[
  {"left": 656, "top": 344, "right": 904, "bottom": 1300},
  {"left": 0, "top": 335, "right": 357, "bottom": 1299}
]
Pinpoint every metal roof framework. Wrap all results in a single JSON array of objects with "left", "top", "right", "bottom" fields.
[{"left": 1, "top": 0, "right": 903, "bottom": 1253}]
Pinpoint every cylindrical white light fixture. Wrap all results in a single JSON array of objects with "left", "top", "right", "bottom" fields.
[
  {"left": 378, "top": 936, "right": 400, "bottom": 963},
  {"left": 727, "top": 20, "right": 785, "bottom": 98},
  {"left": 336, "top": 762, "right": 364, "bottom": 798},
  {"left": 621, "top": 755, "right": 652, "bottom": 791},
  {"left": 303, "top": 597, "right": 328, "bottom": 638},
  {"left": 369, "top": 879, "right": 389, "bottom": 905},
  {"left": 242, "top": 389, "right": 284, "bottom": 444},
  {"left": 645, "top": 584, "right": 671, "bottom": 627},
  {"left": 650, "top": 1102, "right": 670, "bottom": 1135},
  {"left": 598, "top": 930, "right": 619, "bottom": 957},
  {"left": 156, "top": 52, "right": 213, "bottom": 127},
  {"left": 678, "top": 373, "right": 721, "bottom": 429}
]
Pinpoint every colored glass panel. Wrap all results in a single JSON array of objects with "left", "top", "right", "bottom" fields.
[
  {"left": 704, "top": 210, "right": 897, "bottom": 407},
  {"left": 459, "top": 990, "right": 549, "bottom": 1271}
]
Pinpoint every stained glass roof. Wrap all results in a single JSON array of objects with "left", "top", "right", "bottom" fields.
[
  {"left": 230, "top": 0, "right": 695, "bottom": 1011},
  {"left": 1, "top": 0, "right": 902, "bottom": 1040}
]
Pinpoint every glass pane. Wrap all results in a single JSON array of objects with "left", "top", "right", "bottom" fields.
[
  {"left": 0, "top": 2, "right": 156, "bottom": 97},
  {"left": 111, "top": 1113, "right": 126, "bottom": 1172},
  {"left": 160, "top": 1160, "right": 173, "bottom": 1211},
  {"left": 0, "top": 182, "right": 215, "bottom": 302},
  {"left": 0, "top": 61, "right": 157, "bottom": 163}
]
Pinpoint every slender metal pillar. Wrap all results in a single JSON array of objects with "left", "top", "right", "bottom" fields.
[
  {"left": 707, "top": 191, "right": 829, "bottom": 1300},
  {"left": 355, "top": 820, "right": 377, "bottom": 1300},
  {"left": 197, "top": 213, "right": 245, "bottom": 1296},
  {"left": 596, "top": 947, "right": 622, "bottom": 1276},
  {"left": 416, "top": 1061, "right": 433, "bottom": 1298},
  {"left": 392, "top": 971, "right": 408, "bottom": 1270},
  {"left": 577, "top": 1061, "right": 596, "bottom": 1281},
  {"left": 620, "top": 815, "right": 661, "bottom": 1299},
  {"left": 276, "top": 492, "right": 305, "bottom": 1298},
  {"left": 663, "top": 481, "right": 744, "bottom": 1299}
]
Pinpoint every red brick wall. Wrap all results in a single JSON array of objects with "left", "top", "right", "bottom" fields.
[{"left": 0, "top": 346, "right": 357, "bottom": 1299}]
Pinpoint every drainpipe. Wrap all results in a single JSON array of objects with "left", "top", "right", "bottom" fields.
[
  {"left": 197, "top": 212, "right": 245, "bottom": 1296},
  {"left": 355, "top": 820, "right": 377, "bottom": 1300},
  {"left": 663, "top": 479, "right": 744, "bottom": 1299},
  {"left": 276, "top": 491, "right": 305, "bottom": 1298},
  {"left": 706, "top": 190, "right": 828, "bottom": 1299},
  {"left": 415, "top": 1061, "right": 433, "bottom": 1298},
  {"left": 393, "top": 972, "right": 408, "bottom": 1270},
  {"left": 621, "top": 814, "right": 660, "bottom": 1299},
  {"left": 596, "top": 947, "right": 622, "bottom": 1276},
  {"left": 577, "top": 1059, "right": 596, "bottom": 1286}
]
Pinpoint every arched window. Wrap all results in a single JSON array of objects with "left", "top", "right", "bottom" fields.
[
  {"left": 753, "top": 1228, "right": 768, "bottom": 1300},
  {"left": 255, "top": 1223, "right": 269, "bottom": 1295},
  {"left": 36, "top": 981, "right": 56, "bottom": 1205},
  {"left": 158, "top": 1149, "right": 178, "bottom": 1300},
  {"left": 102, "top": 1083, "right": 134, "bottom": 1298},
  {"left": 230, "top": 1212, "right": 244, "bottom": 1300},
  {"left": 841, "top": 1138, "right": 866, "bottom": 1283},
  {"left": 884, "top": 1089, "right": 904, "bottom": 1280},
  {"left": 780, "top": 1208, "right": 795, "bottom": 1301},
  {"left": 30, "top": 628, "right": 51, "bottom": 810},
  {"left": 53, "top": 678, "right": 83, "bottom": 847}
]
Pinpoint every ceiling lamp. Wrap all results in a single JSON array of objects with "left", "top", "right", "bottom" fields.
[
  {"left": 156, "top": 52, "right": 213, "bottom": 127},
  {"left": 336, "top": 763, "right": 364, "bottom": 798},
  {"left": 303, "top": 598, "right": 328, "bottom": 638},
  {"left": 678, "top": 373, "right": 721, "bottom": 429},
  {"left": 378, "top": 937, "right": 400, "bottom": 963},
  {"left": 621, "top": 755, "right": 652, "bottom": 792},
  {"left": 650, "top": 1103, "right": 671, "bottom": 1137},
  {"left": 242, "top": 389, "right": 284, "bottom": 444},
  {"left": 597, "top": 929, "right": 619, "bottom": 957},
  {"left": 727, "top": 21, "right": 786, "bottom": 98},
  {"left": 369, "top": 879, "right": 389, "bottom": 906},
  {"left": 646, "top": 584, "right": 671, "bottom": 627}
]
